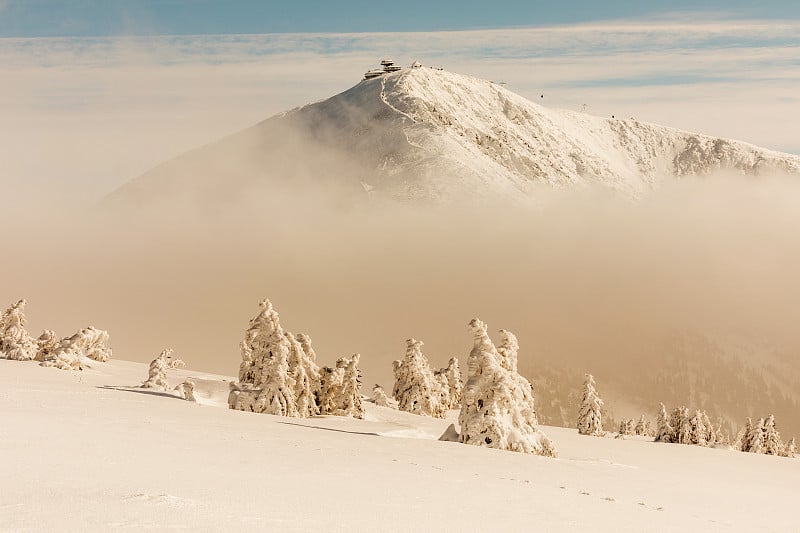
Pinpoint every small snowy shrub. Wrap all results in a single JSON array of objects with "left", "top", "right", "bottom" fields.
[
  {"left": 79, "top": 326, "right": 112, "bottom": 362},
  {"left": 34, "top": 330, "right": 60, "bottom": 363},
  {"left": 0, "top": 299, "right": 38, "bottom": 361},
  {"left": 371, "top": 384, "right": 396, "bottom": 408},
  {"left": 142, "top": 349, "right": 171, "bottom": 390},
  {"left": 174, "top": 381, "right": 196, "bottom": 402},
  {"left": 783, "top": 437, "right": 797, "bottom": 458}
]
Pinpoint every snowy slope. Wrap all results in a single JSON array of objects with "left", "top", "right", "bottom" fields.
[
  {"left": 110, "top": 67, "right": 800, "bottom": 206},
  {"left": 2, "top": 358, "right": 798, "bottom": 532}
]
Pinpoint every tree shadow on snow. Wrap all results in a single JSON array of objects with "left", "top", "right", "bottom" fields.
[
  {"left": 277, "top": 421, "right": 380, "bottom": 437},
  {"left": 98, "top": 385, "right": 179, "bottom": 400}
]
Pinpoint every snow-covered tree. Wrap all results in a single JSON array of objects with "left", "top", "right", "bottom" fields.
[
  {"left": 79, "top": 326, "right": 112, "bottom": 362},
  {"left": 38, "top": 326, "right": 111, "bottom": 371},
  {"left": 635, "top": 415, "right": 650, "bottom": 436},
  {"left": 577, "top": 374, "right": 604, "bottom": 437},
  {"left": 432, "top": 370, "right": 452, "bottom": 411},
  {"left": 34, "top": 330, "right": 60, "bottom": 363},
  {"left": 142, "top": 349, "right": 171, "bottom": 390},
  {"left": 286, "top": 332, "right": 320, "bottom": 417},
  {"left": 319, "top": 354, "right": 364, "bottom": 419},
  {"left": 167, "top": 358, "right": 186, "bottom": 369},
  {"left": 441, "top": 357, "right": 463, "bottom": 408},
  {"left": 0, "top": 299, "right": 38, "bottom": 361},
  {"left": 496, "top": 329, "right": 519, "bottom": 372},
  {"left": 371, "top": 384, "right": 395, "bottom": 408},
  {"left": 664, "top": 406, "right": 691, "bottom": 444},
  {"left": 174, "top": 380, "right": 196, "bottom": 402},
  {"left": 39, "top": 333, "right": 81, "bottom": 370},
  {"left": 738, "top": 418, "right": 754, "bottom": 452},
  {"left": 655, "top": 403, "right": 673, "bottom": 442},
  {"left": 392, "top": 338, "right": 446, "bottom": 418},
  {"left": 339, "top": 353, "right": 364, "bottom": 418},
  {"left": 746, "top": 418, "right": 766, "bottom": 454},
  {"left": 701, "top": 411, "right": 716, "bottom": 446},
  {"left": 783, "top": 437, "right": 797, "bottom": 458},
  {"left": 456, "top": 318, "right": 556, "bottom": 456},
  {"left": 234, "top": 300, "right": 298, "bottom": 417},
  {"left": 688, "top": 410, "right": 708, "bottom": 446},
  {"left": 763, "top": 414, "right": 785, "bottom": 456}
]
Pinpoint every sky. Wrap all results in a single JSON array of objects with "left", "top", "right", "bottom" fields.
[
  {"left": 2, "top": 1, "right": 799, "bottom": 37},
  {"left": 0, "top": 2, "right": 798, "bottom": 206}
]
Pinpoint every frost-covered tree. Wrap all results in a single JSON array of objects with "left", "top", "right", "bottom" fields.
[
  {"left": 432, "top": 370, "right": 451, "bottom": 411},
  {"left": 441, "top": 357, "right": 463, "bottom": 408},
  {"left": 783, "top": 437, "right": 797, "bottom": 458},
  {"left": 456, "top": 318, "right": 556, "bottom": 456},
  {"left": 174, "top": 380, "right": 196, "bottom": 402},
  {"left": 392, "top": 338, "right": 446, "bottom": 418},
  {"left": 142, "top": 349, "right": 171, "bottom": 390},
  {"left": 234, "top": 300, "right": 298, "bottom": 417},
  {"left": 635, "top": 415, "right": 650, "bottom": 437},
  {"left": 677, "top": 407, "right": 695, "bottom": 445},
  {"left": 371, "top": 384, "right": 395, "bottom": 408},
  {"left": 701, "top": 411, "right": 716, "bottom": 446},
  {"left": 35, "top": 330, "right": 60, "bottom": 363},
  {"left": 79, "top": 327, "right": 112, "bottom": 362},
  {"left": 39, "top": 333, "right": 81, "bottom": 370},
  {"left": 496, "top": 330, "right": 540, "bottom": 427},
  {"left": 577, "top": 374, "right": 604, "bottom": 437},
  {"left": 231, "top": 300, "right": 330, "bottom": 418},
  {"left": 0, "top": 299, "right": 38, "bottom": 361},
  {"left": 747, "top": 418, "right": 766, "bottom": 454},
  {"left": 655, "top": 403, "right": 673, "bottom": 442},
  {"left": 339, "top": 353, "right": 364, "bottom": 418},
  {"left": 739, "top": 418, "right": 754, "bottom": 452},
  {"left": 763, "top": 414, "right": 785, "bottom": 456},
  {"left": 40, "top": 326, "right": 112, "bottom": 371},
  {"left": 318, "top": 365, "right": 341, "bottom": 415},
  {"left": 319, "top": 354, "right": 364, "bottom": 418},
  {"left": 688, "top": 410, "right": 708, "bottom": 446},
  {"left": 286, "top": 332, "right": 320, "bottom": 417},
  {"left": 496, "top": 329, "right": 519, "bottom": 372}
]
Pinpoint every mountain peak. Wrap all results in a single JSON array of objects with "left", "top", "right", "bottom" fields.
[{"left": 109, "top": 65, "right": 800, "bottom": 208}]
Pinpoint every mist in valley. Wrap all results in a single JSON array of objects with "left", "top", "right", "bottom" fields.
[{"left": 5, "top": 160, "right": 800, "bottom": 436}]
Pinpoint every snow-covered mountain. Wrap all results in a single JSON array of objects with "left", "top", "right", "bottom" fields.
[{"left": 110, "top": 66, "right": 800, "bottom": 206}]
